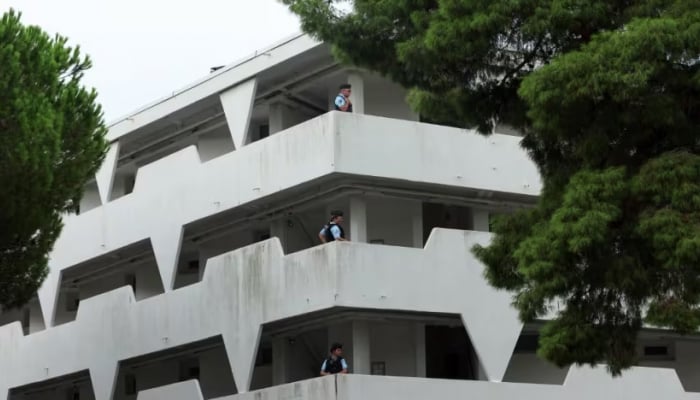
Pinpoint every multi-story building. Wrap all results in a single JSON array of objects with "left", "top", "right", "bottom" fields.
[{"left": 1, "top": 34, "right": 700, "bottom": 400}]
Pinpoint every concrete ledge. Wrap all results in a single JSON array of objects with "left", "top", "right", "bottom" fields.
[
  {"left": 137, "top": 380, "right": 204, "bottom": 400},
  {"left": 75, "top": 286, "right": 136, "bottom": 321},
  {"left": 133, "top": 145, "right": 202, "bottom": 194},
  {"left": 218, "top": 376, "right": 336, "bottom": 400},
  {"left": 335, "top": 371, "right": 700, "bottom": 400}
]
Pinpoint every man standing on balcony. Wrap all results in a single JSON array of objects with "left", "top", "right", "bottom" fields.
[
  {"left": 334, "top": 84, "right": 353, "bottom": 112},
  {"left": 319, "top": 210, "right": 347, "bottom": 243},
  {"left": 320, "top": 343, "right": 349, "bottom": 375}
]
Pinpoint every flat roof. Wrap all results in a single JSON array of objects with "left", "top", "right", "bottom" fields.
[{"left": 105, "top": 33, "right": 321, "bottom": 142}]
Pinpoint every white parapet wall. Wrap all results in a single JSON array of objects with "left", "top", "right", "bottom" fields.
[
  {"left": 334, "top": 368, "right": 700, "bottom": 400},
  {"left": 136, "top": 369, "right": 700, "bottom": 400}
]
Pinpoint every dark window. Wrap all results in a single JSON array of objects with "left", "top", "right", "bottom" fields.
[{"left": 644, "top": 346, "right": 669, "bottom": 357}]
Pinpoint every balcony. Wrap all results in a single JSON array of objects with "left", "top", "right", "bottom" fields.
[
  {"left": 2, "top": 229, "right": 515, "bottom": 398},
  {"left": 6, "top": 229, "right": 700, "bottom": 399},
  {"left": 36, "top": 111, "right": 540, "bottom": 327}
]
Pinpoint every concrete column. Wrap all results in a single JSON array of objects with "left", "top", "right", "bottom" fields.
[
  {"left": 347, "top": 72, "right": 365, "bottom": 114},
  {"left": 272, "top": 337, "right": 288, "bottom": 385},
  {"left": 269, "top": 102, "right": 287, "bottom": 134},
  {"left": 472, "top": 208, "right": 490, "bottom": 232},
  {"left": 349, "top": 197, "right": 367, "bottom": 242},
  {"left": 352, "top": 320, "right": 371, "bottom": 374},
  {"left": 415, "top": 323, "right": 426, "bottom": 377},
  {"left": 270, "top": 219, "right": 288, "bottom": 253},
  {"left": 412, "top": 205, "right": 424, "bottom": 248}
]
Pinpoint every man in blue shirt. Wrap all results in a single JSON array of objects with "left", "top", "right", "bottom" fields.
[
  {"left": 334, "top": 84, "right": 353, "bottom": 112},
  {"left": 320, "top": 342, "right": 349, "bottom": 375},
  {"left": 319, "top": 210, "right": 347, "bottom": 243}
]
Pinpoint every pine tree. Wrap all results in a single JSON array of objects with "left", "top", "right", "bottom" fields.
[
  {"left": 281, "top": 0, "right": 700, "bottom": 374},
  {"left": 0, "top": 10, "right": 107, "bottom": 310}
]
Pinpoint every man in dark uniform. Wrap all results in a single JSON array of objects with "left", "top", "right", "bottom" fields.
[
  {"left": 334, "top": 84, "right": 353, "bottom": 112},
  {"left": 318, "top": 210, "right": 347, "bottom": 243},
  {"left": 320, "top": 342, "right": 349, "bottom": 375}
]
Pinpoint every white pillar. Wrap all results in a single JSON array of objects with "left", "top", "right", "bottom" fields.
[
  {"left": 349, "top": 197, "right": 367, "bottom": 242},
  {"left": 272, "top": 337, "right": 288, "bottom": 385},
  {"left": 352, "top": 320, "right": 371, "bottom": 374},
  {"left": 472, "top": 208, "right": 490, "bottom": 232},
  {"left": 415, "top": 323, "right": 426, "bottom": 377},
  {"left": 269, "top": 102, "right": 287, "bottom": 134},
  {"left": 347, "top": 72, "right": 365, "bottom": 114},
  {"left": 270, "top": 219, "right": 288, "bottom": 253}
]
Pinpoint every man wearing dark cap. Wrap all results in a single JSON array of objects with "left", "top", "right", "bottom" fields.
[
  {"left": 320, "top": 342, "right": 349, "bottom": 375},
  {"left": 319, "top": 210, "right": 347, "bottom": 243},
  {"left": 334, "top": 84, "right": 353, "bottom": 112}
]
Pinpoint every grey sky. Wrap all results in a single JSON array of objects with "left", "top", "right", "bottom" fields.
[{"left": 5, "top": 1, "right": 301, "bottom": 122}]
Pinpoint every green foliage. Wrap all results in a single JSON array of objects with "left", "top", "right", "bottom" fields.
[
  {"left": 0, "top": 10, "right": 107, "bottom": 309},
  {"left": 283, "top": 0, "right": 700, "bottom": 374}
]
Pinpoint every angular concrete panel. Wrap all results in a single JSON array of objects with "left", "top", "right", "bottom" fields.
[
  {"left": 37, "top": 270, "right": 61, "bottom": 327},
  {"left": 151, "top": 225, "right": 185, "bottom": 291},
  {"left": 220, "top": 78, "right": 257, "bottom": 150},
  {"left": 90, "top": 361, "right": 119, "bottom": 400},
  {"left": 95, "top": 142, "right": 121, "bottom": 204},
  {"left": 223, "top": 325, "right": 262, "bottom": 393},
  {"left": 454, "top": 234, "right": 522, "bottom": 382}
]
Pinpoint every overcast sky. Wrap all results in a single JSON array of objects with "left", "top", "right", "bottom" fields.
[{"left": 4, "top": 1, "right": 301, "bottom": 122}]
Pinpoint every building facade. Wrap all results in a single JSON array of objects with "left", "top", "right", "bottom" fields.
[{"left": 1, "top": 34, "right": 700, "bottom": 400}]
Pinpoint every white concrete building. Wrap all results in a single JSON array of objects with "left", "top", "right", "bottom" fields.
[{"left": 2, "top": 34, "right": 700, "bottom": 400}]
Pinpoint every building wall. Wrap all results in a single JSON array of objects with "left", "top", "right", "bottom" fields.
[
  {"left": 80, "top": 261, "right": 162, "bottom": 302},
  {"left": 369, "top": 322, "right": 418, "bottom": 377},
  {"left": 269, "top": 103, "right": 318, "bottom": 134},
  {"left": 52, "top": 261, "right": 163, "bottom": 325},
  {"left": 197, "top": 128, "right": 235, "bottom": 162},
  {"left": 366, "top": 197, "right": 421, "bottom": 247},
  {"left": 250, "top": 365, "right": 272, "bottom": 391},
  {"left": 503, "top": 353, "right": 568, "bottom": 384},
  {"left": 198, "top": 347, "right": 238, "bottom": 398},
  {"left": 288, "top": 328, "right": 328, "bottom": 382},
  {"left": 363, "top": 73, "right": 419, "bottom": 122},
  {"left": 639, "top": 340, "right": 700, "bottom": 392},
  {"left": 79, "top": 181, "right": 102, "bottom": 214},
  {"left": 0, "top": 299, "right": 44, "bottom": 335}
]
